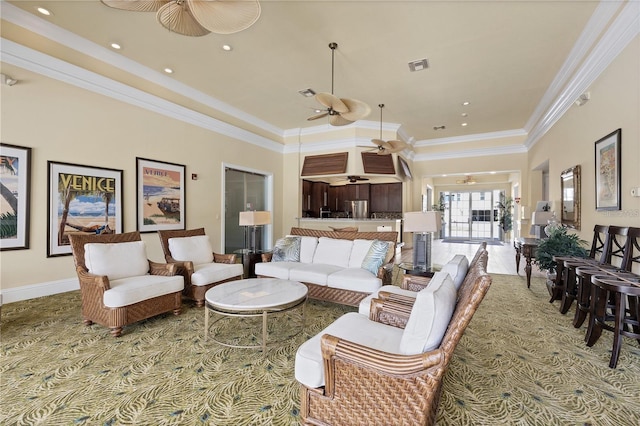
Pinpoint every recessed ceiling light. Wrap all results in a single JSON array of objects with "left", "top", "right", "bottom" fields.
[
  {"left": 490, "top": 171, "right": 497, "bottom": 174},
  {"left": 462, "top": 101, "right": 470, "bottom": 106},
  {"left": 222, "top": 44, "right": 232, "bottom": 51},
  {"left": 164, "top": 68, "right": 173, "bottom": 74},
  {"left": 110, "top": 43, "right": 121, "bottom": 50},
  {"left": 442, "top": 174, "right": 448, "bottom": 177},
  {"left": 461, "top": 112, "right": 468, "bottom": 117},
  {"left": 461, "top": 122, "right": 468, "bottom": 127},
  {"left": 37, "top": 7, "right": 51, "bottom": 16}
]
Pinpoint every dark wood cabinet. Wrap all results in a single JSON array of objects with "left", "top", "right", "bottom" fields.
[
  {"left": 302, "top": 180, "right": 313, "bottom": 216},
  {"left": 302, "top": 180, "right": 330, "bottom": 217},
  {"left": 369, "top": 183, "right": 402, "bottom": 212}
]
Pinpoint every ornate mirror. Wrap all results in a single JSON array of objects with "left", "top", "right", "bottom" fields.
[{"left": 560, "top": 165, "right": 581, "bottom": 230}]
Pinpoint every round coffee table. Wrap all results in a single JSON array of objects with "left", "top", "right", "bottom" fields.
[{"left": 204, "top": 278, "right": 308, "bottom": 351}]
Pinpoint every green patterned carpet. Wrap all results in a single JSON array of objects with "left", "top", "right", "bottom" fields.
[{"left": 1, "top": 273, "right": 639, "bottom": 425}]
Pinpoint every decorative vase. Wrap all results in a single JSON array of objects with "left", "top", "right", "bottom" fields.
[{"left": 544, "top": 212, "right": 560, "bottom": 237}]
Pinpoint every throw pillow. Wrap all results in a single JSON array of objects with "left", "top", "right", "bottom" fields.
[
  {"left": 272, "top": 236, "right": 301, "bottom": 262},
  {"left": 361, "top": 239, "right": 389, "bottom": 275},
  {"left": 168, "top": 235, "right": 214, "bottom": 264}
]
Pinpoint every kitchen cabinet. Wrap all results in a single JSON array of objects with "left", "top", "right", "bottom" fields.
[
  {"left": 302, "top": 180, "right": 329, "bottom": 217},
  {"left": 369, "top": 183, "right": 403, "bottom": 213}
]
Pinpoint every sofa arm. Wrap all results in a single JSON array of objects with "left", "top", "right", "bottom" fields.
[
  {"left": 213, "top": 253, "right": 237, "bottom": 264},
  {"left": 378, "top": 291, "right": 417, "bottom": 306},
  {"left": 377, "top": 262, "right": 394, "bottom": 285},
  {"left": 76, "top": 266, "right": 111, "bottom": 291},
  {"left": 369, "top": 298, "right": 412, "bottom": 328},
  {"left": 320, "top": 334, "right": 444, "bottom": 397},
  {"left": 148, "top": 260, "right": 178, "bottom": 276},
  {"left": 401, "top": 275, "right": 431, "bottom": 292}
]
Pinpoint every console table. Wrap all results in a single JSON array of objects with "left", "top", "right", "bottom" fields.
[{"left": 514, "top": 238, "right": 539, "bottom": 288}]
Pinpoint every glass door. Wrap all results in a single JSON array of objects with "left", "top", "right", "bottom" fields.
[
  {"left": 440, "top": 190, "right": 502, "bottom": 241},
  {"left": 224, "top": 168, "right": 268, "bottom": 254}
]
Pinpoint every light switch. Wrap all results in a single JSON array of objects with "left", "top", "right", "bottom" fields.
[{"left": 631, "top": 187, "right": 640, "bottom": 197}]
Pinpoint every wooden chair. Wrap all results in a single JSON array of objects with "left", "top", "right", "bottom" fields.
[
  {"left": 586, "top": 275, "right": 640, "bottom": 368},
  {"left": 622, "top": 227, "right": 640, "bottom": 273},
  {"left": 157, "top": 228, "right": 243, "bottom": 307},
  {"left": 69, "top": 231, "right": 183, "bottom": 337}
]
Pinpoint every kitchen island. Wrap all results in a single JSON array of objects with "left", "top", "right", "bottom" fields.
[{"left": 296, "top": 218, "right": 402, "bottom": 240}]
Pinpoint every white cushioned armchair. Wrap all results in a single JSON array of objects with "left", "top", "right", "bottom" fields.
[
  {"left": 69, "top": 231, "right": 184, "bottom": 337},
  {"left": 158, "top": 228, "right": 243, "bottom": 307}
]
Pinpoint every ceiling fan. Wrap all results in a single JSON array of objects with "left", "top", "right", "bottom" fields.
[
  {"left": 346, "top": 175, "right": 369, "bottom": 183},
  {"left": 370, "top": 104, "right": 407, "bottom": 155},
  {"left": 456, "top": 175, "right": 477, "bottom": 184},
  {"left": 307, "top": 43, "right": 371, "bottom": 126},
  {"left": 100, "top": 0, "right": 261, "bottom": 36}
]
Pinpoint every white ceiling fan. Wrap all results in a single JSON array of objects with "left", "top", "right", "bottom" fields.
[
  {"left": 456, "top": 175, "right": 477, "bottom": 184},
  {"left": 307, "top": 43, "right": 371, "bottom": 126},
  {"left": 370, "top": 104, "right": 407, "bottom": 155},
  {"left": 100, "top": 0, "right": 261, "bottom": 36}
]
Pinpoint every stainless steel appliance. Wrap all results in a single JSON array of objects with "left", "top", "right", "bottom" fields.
[
  {"left": 350, "top": 200, "right": 368, "bottom": 219},
  {"left": 320, "top": 206, "right": 331, "bottom": 218}
]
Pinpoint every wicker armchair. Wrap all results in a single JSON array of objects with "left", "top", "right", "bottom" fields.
[
  {"left": 157, "top": 228, "right": 243, "bottom": 307},
  {"left": 69, "top": 231, "right": 183, "bottom": 337},
  {"left": 297, "top": 251, "right": 491, "bottom": 426}
]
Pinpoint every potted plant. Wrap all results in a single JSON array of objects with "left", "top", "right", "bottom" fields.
[
  {"left": 534, "top": 226, "right": 587, "bottom": 294},
  {"left": 496, "top": 196, "right": 514, "bottom": 242}
]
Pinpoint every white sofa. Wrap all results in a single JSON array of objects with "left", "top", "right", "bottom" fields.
[
  {"left": 358, "top": 254, "right": 470, "bottom": 317},
  {"left": 255, "top": 227, "right": 398, "bottom": 307}
]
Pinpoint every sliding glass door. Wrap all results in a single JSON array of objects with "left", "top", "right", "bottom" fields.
[{"left": 440, "top": 190, "right": 502, "bottom": 241}]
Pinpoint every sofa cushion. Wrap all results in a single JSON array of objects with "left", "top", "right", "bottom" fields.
[
  {"left": 272, "top": 236, "right": 301, "bottom": 262},
  {"left": 191, "top": 262, "right": 243, "bottom": 286},
  {"left": 168, "top": 235, "right": 214, "bottom": 264},
  {"left": 288, "top": 235, "right": 318, "bottom": 264},
  {"left": 361, "top": 239, "right": 390, "bottom": 275},
  {"left": 295, "top": 312, "right": 404, "bottom": 388},
  {"left": 399, "top": 272, "right": 457, "bottom": 355},
  {"left": 84, "top": 241, "right": 149, "bottom": 281},
  {"left": 289, "top": 263, "right": 343, "bottom": 286},
  {"left": 348, "top": 239, "right": 374, "bottom": 268},
  {"left": 327, "top": 268, "right": 382, "bottom": 293},
  {"left": 358, "top": 285, "right": 418, "bottom": 317},
  {"left": 103, "top": 274, "right": 184, "bottom": 308},
  {"left": 255, "top": 261, "right": 298, "bottom": 280},
  {"left": 312, "top": 238, "right": 353, "bottom": 268},
  {"left": 440, "top": 254, "right": 469, "bottom": 289}
]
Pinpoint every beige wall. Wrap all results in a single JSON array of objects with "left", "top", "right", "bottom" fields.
[
  {"left": 527, "top": 35, "right": 640, "bottom": 242},
  {"left": 0, "top": 68, "right": 283, "bottom": 290}
]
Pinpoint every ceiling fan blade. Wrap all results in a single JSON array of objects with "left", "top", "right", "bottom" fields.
[
  {"left": 101, "top": 0, "right": 169, "bottom": 12},
  {"left": 315, "top": 93, "right": 348, "bottom": 113},
  {"left": 156, "top": 1, "right": 210, "bottom": 36},
  {"left": 329, "top": 114, "right": 354, "bottom": 126},
  {"left": 340, "top": 98, "right": 371, "bottom": 121},
  {"left": 187, "top": 0, "right": 261, "bottom": 35},
  {"left": 386, "top": 140, "right": 408, "bottom": 152},
  {"left": 307, "top": 112, "right": 329, "bottom": 121}
]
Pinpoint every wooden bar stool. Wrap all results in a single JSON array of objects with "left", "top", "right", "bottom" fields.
[
  {"left": 574, "top": 266, "right": 605, "bottom": 328},
  {"left": 586, "top": 275, "right": 640, "bottom": 368}
]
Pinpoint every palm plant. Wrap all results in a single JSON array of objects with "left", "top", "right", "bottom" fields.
[{"left": 534, "top": 226, "right": 587, "bottom": 273}]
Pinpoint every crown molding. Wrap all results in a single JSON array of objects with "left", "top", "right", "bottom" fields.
[
  {"left": 525, "top": 1, "right": 640, "bottom": 148},
  {"left": 0, "top": 2, "right": 284, "bottom": 138},
  {"left": 0, "top": 38, "right": 284, "bottom": 153},
  {"left": 414, "top": 144, "right": 527, "bottom": 162},
  {"left": 415, "top": 129, "right": 527, "bottom": 147}
]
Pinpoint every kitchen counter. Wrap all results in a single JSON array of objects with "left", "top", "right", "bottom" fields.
[{"left": 296, "top": 218, "right": 402, "bottom": 236}]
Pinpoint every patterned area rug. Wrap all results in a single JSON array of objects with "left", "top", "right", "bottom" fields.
[{"left": 1, "top": 273, "right": 639, "bottom": 425}]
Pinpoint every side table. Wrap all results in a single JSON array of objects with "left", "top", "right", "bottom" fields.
[{"left": 514, "top": 238, "right": 539, "bottom": 288}]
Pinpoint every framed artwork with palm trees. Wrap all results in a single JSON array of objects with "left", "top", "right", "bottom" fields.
[
  {"left": 47, "top": 161, "right": 123, "bottom": 257},
  {"left": 1, "top": 143, "right": 32, "bottom": 251}
]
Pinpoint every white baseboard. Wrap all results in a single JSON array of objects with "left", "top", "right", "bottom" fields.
[{"left": 0, "top": 278, "right": 79, "bottom": 305}]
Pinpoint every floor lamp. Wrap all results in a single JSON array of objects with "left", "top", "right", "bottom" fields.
[
  {"left": 404, "top": 211, "right": 442, "bottom": 272},
  {"left": 239, "top": 211, "right": 271, "bottom": 254}
]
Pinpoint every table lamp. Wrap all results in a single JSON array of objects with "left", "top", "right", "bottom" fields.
[
  {"left": 239, "top": 211, "right": 271, "bottom": 253},
  {"left": 404, "top": 211, "right": 442, "bottom": 271}
]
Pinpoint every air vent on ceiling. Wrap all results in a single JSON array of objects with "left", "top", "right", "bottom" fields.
[
  {"left": 298, "top": 88, "right": 316, "bottom": 97},
  {"left": 408, "top": 58, "right": 429, "bottom": 72}
]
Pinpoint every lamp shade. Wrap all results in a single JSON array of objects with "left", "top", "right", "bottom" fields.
[
  {"left": 239, "top": 211, "right": 271, "bottom": 226},
  {"left": 403, "top": 211, "right": 442, "bottom": 233}
]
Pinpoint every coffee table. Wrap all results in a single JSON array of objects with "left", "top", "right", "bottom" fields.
[{"left": 204, "top": 278, "right": 308, "bottom": 351}]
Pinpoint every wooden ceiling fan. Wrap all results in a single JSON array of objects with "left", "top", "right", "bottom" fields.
[
  {"left": 456, "top": 175, "right": 477, "bottom": 184},
  {"left": 370, "top": 104, "right": 407, "bottom": 155}
]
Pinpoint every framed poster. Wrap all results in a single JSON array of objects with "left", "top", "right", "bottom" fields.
[
  {"left": 594, "top": 129, "right": 621, "bottom": 211},
  {"left": 1, "top": 143, "right": 32, "bottom": 251},
  {"left": 136, "top": 157, "right": 185, "bottom": 232},
  {"left": 47, "top": 161, "right": 123, "bottom": 257}
]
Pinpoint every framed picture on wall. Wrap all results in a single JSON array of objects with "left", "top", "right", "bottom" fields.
[
  {"left": 47, "top": 161, "right": 123, "bottom": 257},
  {"left": 594, "top": 128, "right": 621, "bottom": 211},
  {"left": 1, "top": 143, "right": 32, "bottom": 251},
  {"left": 136, "top": 157, "right": 186, "bottom": 232}
]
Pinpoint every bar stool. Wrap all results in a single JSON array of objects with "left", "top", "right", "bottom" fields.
[
  {"left": 586, "top": 275, "right": 640, "bottom": 368},
  {"left": 574, "top": 266, "right": 607, "bottom": 328}
]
